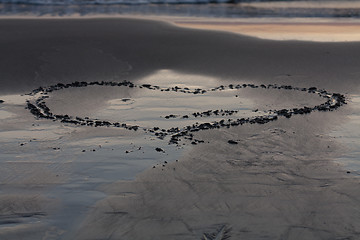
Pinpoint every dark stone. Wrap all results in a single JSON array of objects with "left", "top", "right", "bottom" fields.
[
  {"left": 155, "top": 147, "right": 164, "bottom": 152},
  {"left": 164, "top": 114, "right": 176, "bottom": 119},
  {"left": 228, "top": 140, "right": 238, "bottom": 144},
  {"left": 142, "top": 84, "right": 152, "bottom": 89}
]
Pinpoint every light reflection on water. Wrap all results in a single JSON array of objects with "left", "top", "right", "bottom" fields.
[{"left": 331, "top": 95, "right": 360, "bottom": 174}]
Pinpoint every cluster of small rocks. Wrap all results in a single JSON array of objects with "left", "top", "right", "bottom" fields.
[
  {"left": 26, "top": 81, "right": 346, "bottom": 145},
  {"left": 192, "top": 109, "right": 239, "bottom": 118}
]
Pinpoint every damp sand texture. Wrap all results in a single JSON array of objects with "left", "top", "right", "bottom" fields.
[{"left": 1, "top": 18, "right": 360, "bottom": 240}]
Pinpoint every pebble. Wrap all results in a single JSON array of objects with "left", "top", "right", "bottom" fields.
[{"left": 155, "top": 147, "right": 164, "bottom": 152}]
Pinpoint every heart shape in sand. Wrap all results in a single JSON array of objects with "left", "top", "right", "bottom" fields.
[{"left": 26, "top": 81, "right": 346, "bottom": 144}]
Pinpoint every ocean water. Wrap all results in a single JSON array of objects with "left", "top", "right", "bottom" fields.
[{"left": 1, "top": 0, "right": 360, "bottom": 18}]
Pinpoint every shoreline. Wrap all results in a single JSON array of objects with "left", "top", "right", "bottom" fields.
[{"left": 2, "top": 14, "right": 360, "bottom": 42}]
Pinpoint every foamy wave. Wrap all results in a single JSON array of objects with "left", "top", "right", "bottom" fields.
[{"left": 2, "top": 0, "right": 360, "bottom": 18}]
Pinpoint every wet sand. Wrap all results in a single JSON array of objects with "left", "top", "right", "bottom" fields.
[{"left": 1, "top": 17, "right": 360, "bottom": 239}]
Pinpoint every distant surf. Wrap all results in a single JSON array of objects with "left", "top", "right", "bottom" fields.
[{"left": 2, "top": 0, "right": 360, "bottom": 18}]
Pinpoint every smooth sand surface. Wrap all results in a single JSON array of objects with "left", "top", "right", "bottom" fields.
[{"left": 1, "top": 17, "right": 360, "bottom": 239}]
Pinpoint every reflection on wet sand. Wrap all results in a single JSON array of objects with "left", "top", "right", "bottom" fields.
[
  {"left": 175, "top": 20, "right": 360, "bottom": 42},
  {"left": 331, "top": 95, "right": 360, "bottom": 174}
]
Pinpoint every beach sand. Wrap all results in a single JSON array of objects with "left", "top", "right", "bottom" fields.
[{"left": 1, "top": 17, "right": 360, "bottom": 239}]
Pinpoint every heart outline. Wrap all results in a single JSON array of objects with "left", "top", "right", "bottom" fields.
[{"left": 26, "top": 81, "right": 346, "bottom": 145}]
